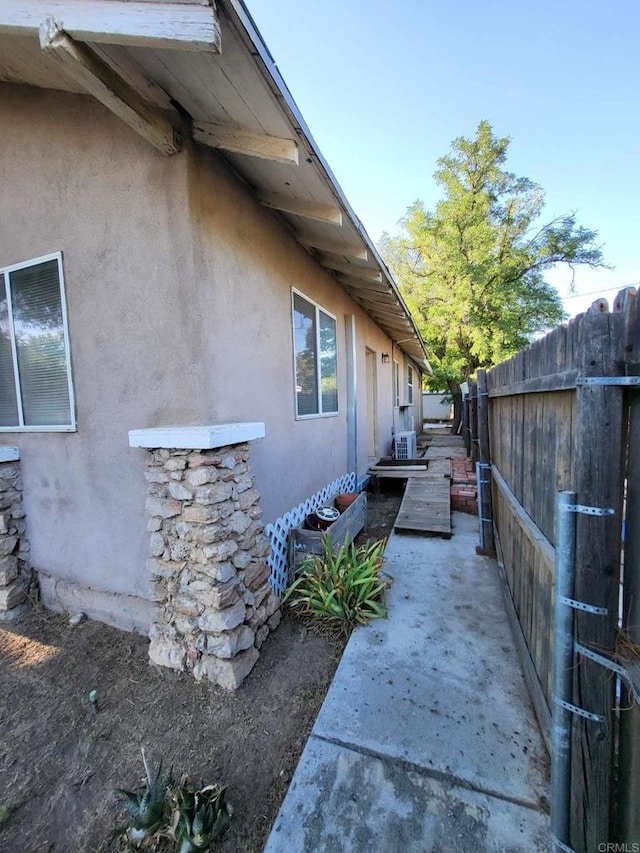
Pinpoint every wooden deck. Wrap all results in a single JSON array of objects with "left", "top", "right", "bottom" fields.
[{"left": 394, "top": 476, "right": 451, "bottom": 538}]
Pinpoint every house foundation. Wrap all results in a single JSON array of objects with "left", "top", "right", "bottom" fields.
[
  {"left": 0, "top": 447, "right": 31, "bottom": 620},
  {"left": 129, "top": 424, "right": 279, "bottom": 690}
]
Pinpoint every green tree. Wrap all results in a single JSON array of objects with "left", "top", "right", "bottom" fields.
[{"left": 380, "top": 120, "right": 606, "bottom": 425}]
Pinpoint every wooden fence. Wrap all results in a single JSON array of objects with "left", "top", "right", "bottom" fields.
[{"left": 468, "top": 289, "right": 640, "bottom": 852}]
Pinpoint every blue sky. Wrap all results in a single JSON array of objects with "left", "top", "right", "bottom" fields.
[{"left": 247, "top": 0, "right": 639, "bottom": 318}]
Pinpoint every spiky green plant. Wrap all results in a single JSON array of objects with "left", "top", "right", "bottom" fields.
[
  {"left": 284, "top": 536, "right": 387, "bottom": 633},
  {"left": 171, "top": 780, "right": 232, "bottom": 852},
  {"left": 118, "top": 749, "right": 171, "bottom": 843}
]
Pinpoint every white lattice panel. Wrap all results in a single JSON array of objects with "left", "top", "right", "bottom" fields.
[{"left": 265, "top": 471, "right": 357, "bottom": 596}]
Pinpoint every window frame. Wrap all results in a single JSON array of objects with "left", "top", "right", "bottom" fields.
[
  {"left": 0, "top": 251, "right": 76, "bottom": 432},
  {"left": 407, "top": 363, "right": 414, "bottom": 405},
  {"left": 291, "top": 288, "right": 339, "bottom": 420},
  {"left": 393, "top": 359, "right": 400, "bottom": 407}
]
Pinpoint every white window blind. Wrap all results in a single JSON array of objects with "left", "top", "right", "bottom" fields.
[{"left": 0, "top": 254, "right": 75, "bottom": 430}]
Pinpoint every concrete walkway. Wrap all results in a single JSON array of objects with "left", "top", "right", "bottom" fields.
[{"left": 265, "top": 513, "right": 550, "bottom": 852}]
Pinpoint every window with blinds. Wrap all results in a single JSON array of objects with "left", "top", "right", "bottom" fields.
[
  {"left": 292, "top": 290, "right": 338, "bottom": 418},
  {"left": 0, "top": 253, "right": 75, "bottom": 430}
]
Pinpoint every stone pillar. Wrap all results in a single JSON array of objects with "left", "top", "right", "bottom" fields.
[
  {"left": 129, "top": 424, "right": 279, "bottom": 690},
  {"left": 0, "top": 447, "right": 31, "bottom": 620}
]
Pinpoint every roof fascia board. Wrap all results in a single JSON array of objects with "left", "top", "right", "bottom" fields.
[{"left": 0, "top": 0, "right": 221, "bottom": 52}]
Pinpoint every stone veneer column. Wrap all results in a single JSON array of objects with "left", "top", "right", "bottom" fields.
[
  {"left": 0, "top": 447, "right": 31, "bottom": 620},
  {"left": 129, "top": 424, "right": 280, "bottom": 690}
]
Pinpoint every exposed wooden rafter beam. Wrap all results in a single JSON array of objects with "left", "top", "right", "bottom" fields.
[
  {"left": 193, "top": 121, "right": 298, "bottom": 164},
  {"left": 336, "top": 274, "right": 390, "bottom": 293},
  {"left": 258, "top": 192, "right": 342, "bottom": 226},
  {"left": 40, "top": 18, "right": 181, "bottom": 155},
  {"left": 1, "top": 0, "right": 221, "bottom": 52},
  {"left": 297, "top": 235, "right": 368, "bottom": 261},
  {"left": 320, "top": 258, "right": 382, "bottom": 282}
]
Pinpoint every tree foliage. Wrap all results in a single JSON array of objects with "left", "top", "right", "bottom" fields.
[{"left": 379, "top": 121, "right": 606, "bottom": 395}]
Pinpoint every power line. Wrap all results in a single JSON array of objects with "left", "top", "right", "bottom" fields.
[{"left": 561, "top": 283, "right": 638, "bottom": 301}]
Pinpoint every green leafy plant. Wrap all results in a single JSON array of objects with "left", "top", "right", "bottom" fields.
[
  {"left": 285, "top": 536, "right": 388, "bottom": 633},
  {"left": 170, "top": 780, "right": 233, "bottom": 852},
  {"left": 118, "top": 749, "right": 172, "bottom": 845}
]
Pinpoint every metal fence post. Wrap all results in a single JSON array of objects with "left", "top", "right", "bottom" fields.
[{"left": 551, "top": 490, "right": 577, "bottom": 852}]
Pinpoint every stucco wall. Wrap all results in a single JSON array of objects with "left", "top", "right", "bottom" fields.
[{"left": 0, "top": 83, "right": 404, "bottom": 628}]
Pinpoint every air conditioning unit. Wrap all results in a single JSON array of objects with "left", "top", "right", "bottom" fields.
[{"left": 393, "top": 430, "right": 417, "bottom": 460}]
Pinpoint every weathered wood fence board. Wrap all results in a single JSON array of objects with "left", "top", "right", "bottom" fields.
[{"left": 482, "top": 290, "right": 639, "bottom": 852}]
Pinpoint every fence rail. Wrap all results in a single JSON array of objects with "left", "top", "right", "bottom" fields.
[{"left": 473, "top": 289, "right": 640, "bottom": 852}]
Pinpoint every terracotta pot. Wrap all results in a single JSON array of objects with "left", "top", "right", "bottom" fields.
[{"left": 335, "top": 493, "right": 358, "bottom": 513}]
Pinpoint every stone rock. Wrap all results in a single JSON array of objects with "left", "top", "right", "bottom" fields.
[
  {"left": 145, "top": 496, "right": 181, "bottom": 519},
  {"left": 173, "top": 613, "right": 199, "bottom": 635},
  {"left": 267, "top": 609, "right": 282, "bottom": 632},
  {"left": 0, "top": 512, "right": 12, "bottom": 534},
  {"left": 195, "top": 482, "right": 233, "bottom": 505},
  {"left": 169, "top": 541, "right": 191, "bottom": 561},
  {"left": 68, "top": 612, "right": 86, "bottom": 626},
  {"left": 147, "top": 558, "right": 185, "bottom": 578},
  {"left": 149, "top": 532, "right": 165, "bottom": 557},
  {"left": 198, "top": 599, "right": 245, "bottom": 633},
  {"left": 149, "top": 638, "right": 185, "bottom": 671},
  {"left": 164, "top": 458, "right": 187, "bottom": 472},
  {"left": 147, "top": 517, "right": 162, "bottom": 532},
  {"left": 205, "top": 624, "right": 255, "bottom": 659},
  {"left": 183, "top": 505, "right": 219, "bottom": 524},
  {"left": 188, "top": 453, "right": 221, "bottom": 468},
  {"left": 227, "top": 511, "right": 251, "bottom": 535},
  {"left": 254, "top": 534, "right": 271, "bottom": 558},
  {"left": 0, "top": 555, "right": 18, "bottom": 586},
  {"left": 193, "top": 660, "right": 207, "bottom": 681},
  {"left": 253, "top": 581, "right": 271, "bottom": 608},
  {"left": 205, "top": 646, "right": 259, "bottom": 690},
  {"left": 237, "top": 488, "right": 260, "bottom": 511},
  {"left": 202, "top": 540, "right": 238, "bottom": 562},
  {"left": 175, "top": 522, "right": 191, "bottom": 539},
  {"left": 255, "top": 624, "right": 270, "bottom": 649},
  {"left": 219, "top": 453, "right": 239, "bottom": 470},
  {"left": 0, "top": 535, "right": 18, "bottom": 558},
  {"left": 185, "top": 467, "right": 218, "bottom": 487},
  {"left": 193, "top": 577, "right": 240, "bottom": 608},
  {"left": 232, "top": 549, "right": 251, "bottom": 570},
  {"left": 168, "top": 481, "right": 193, "bottom": 501},
  {"left": 0, "top": 578, "right": 27, "bottom": 610},
  {"left": 144, "top": 470, "right": 169, "bottom": 484},
  {"left": 242, "top": 589, "right": 255, "bottom": 607},
  {"left": 244, "top": 561, "right": 270, "bottom": 591},
  {"left": 233, "top": 473, "right": 254, "bottom": 495},
  {"left": 173, "top": 594, "right": 201, "bottom": 616}
]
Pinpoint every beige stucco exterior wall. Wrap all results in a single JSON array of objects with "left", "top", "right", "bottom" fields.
[{"left": 0, "top": 83, "right": 411, "bottom": 629}]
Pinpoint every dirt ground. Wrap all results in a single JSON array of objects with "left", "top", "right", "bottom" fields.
[{"left": 0, "top": 485, "right": 402, "bottom": 853}]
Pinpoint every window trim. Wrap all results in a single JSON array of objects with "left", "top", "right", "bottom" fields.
[
  {"left": 0, "top": 251, "right": 76, "bottom": 432},
  {"left": 393, "top": 359, "right": 400, "bottom": 408},
  {"left": 407, "top": 363, "right": 414, "bottom": 405},
  {"left": 291, "top": 288, "right": 339, "bottom": 420}
]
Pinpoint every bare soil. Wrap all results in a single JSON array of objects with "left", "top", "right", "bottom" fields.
[{"left": 0, "top": 486, "right": 401, "bottom": 853}]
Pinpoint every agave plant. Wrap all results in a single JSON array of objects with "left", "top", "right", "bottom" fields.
[
  {"left": 118, "top": 748, "right": 171, "bottom": 844},
  {"left": 284, "top": 536, "right": 388, "bottom": 633},
  {"left": 171, "top": 780, "right": 232, "bottom": 852}
]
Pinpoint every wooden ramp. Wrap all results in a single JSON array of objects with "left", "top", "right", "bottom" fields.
[{"left": 394, "top": 476, "right": 451, "bottom": 538}]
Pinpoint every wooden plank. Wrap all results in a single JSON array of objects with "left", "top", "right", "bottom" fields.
[
  {"left": 288, "top": 492, "right": 367, "bottom": 572},
  {"left": 616, "top": 290, "right": 640, "bottom": 842},
  {"left": 296, "top": 235, "right": 368, "bottom": 261},
  {"left": 425, "top": 446, "right": 467, "bottom": 459},
  {"left": 488, "top": 369, "right": 578, "bottom": 398},
  {"left": 257, "top": 192, "right": 342, "bottom": 225},
  {"left": 193, "top": 121, "right": 299, "bottom": 164},
  {"left": 491, "top": 465, "right": 555, "bottom": 569},
  {"left": 1, "top": 0, "right": 221, "bottom": 52},
  {"left": 570, "top": 310, "right": 625, "bottom": 852},
  {"left": 394, "top": 477, "right": 451, "bottom": 537},
  {"left": 317, "top": 257, "right": 382, "bottom": 283},
  {"left": 39, "top": 18, "right": 181, "bottom": 155}
]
